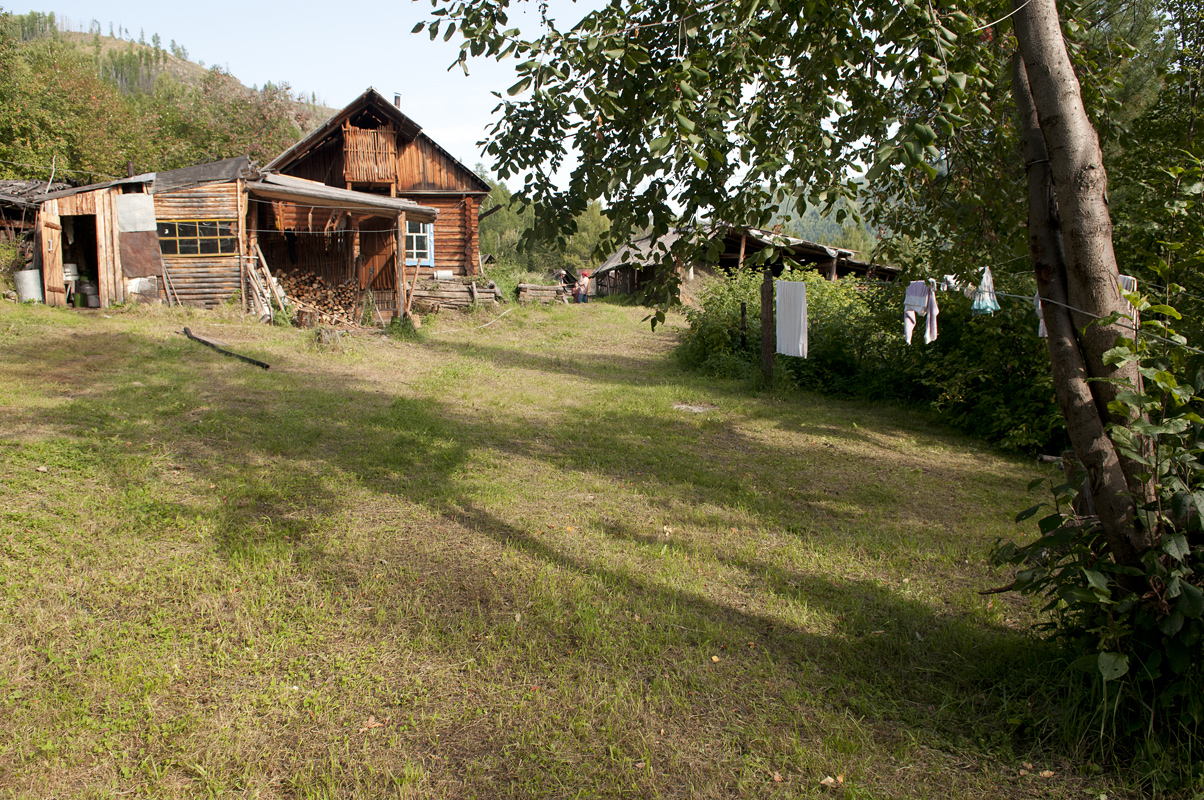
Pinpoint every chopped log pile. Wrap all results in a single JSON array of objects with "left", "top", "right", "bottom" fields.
[
  {"left": 517, "top": 283, "right": 572, "bottom": 304},
  {"left": 275, "top": 271, "right": 504, "bottom": 327},
  {"left": 410, "top": 278, "right": 502, "bottom": 314},
  {"left": 278, "top": 271, "right": 362, "bottom": 327}
]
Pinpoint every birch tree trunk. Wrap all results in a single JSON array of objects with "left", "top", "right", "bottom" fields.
[{"left": 1011, "top": 0, "right": 1158, "bottom": 564}]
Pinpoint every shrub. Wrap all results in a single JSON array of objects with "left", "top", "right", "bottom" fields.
[
  {"left": 679, "top": 268, "right": 1067, "bottom": 451},
  {"left": 677, "top": 267, "right": 764, "bottom": 378},
  {"left": 483, "top": 255, "right": 557, "bottom": 302},
  {"left": 993, "top": 298, "right": 1204, "bottom": 789}
]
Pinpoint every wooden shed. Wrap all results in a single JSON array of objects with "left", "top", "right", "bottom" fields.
[
  {"left": 33, "top": 157, "right": 438, "bottom": 313},
  {"left": 263, "top": 88, "right": 491, "bottom": 314}
]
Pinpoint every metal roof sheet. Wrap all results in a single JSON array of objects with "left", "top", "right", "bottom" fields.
[
  {"left": 151, "top": 156, "right": 252, "bottom": 194},
  {"left": 246, "top": 173, "right": 439, "bottom": 222}
]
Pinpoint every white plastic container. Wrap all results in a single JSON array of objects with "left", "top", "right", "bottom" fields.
[
  {"left": 62, "top": 263, "right": 79, "bottom": 281},
  {"left": 433, "top": 269, "right": 454, "bottom": 281},
  {"left": 15, "top": 269, "right": 43, "bottom": 303}
]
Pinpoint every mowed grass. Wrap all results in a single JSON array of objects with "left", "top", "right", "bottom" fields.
[{"left": 0, "top": 299, "right": 1121, "bottom": 799}]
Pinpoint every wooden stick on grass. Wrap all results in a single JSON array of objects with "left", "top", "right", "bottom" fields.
[{"left": 182, "top": 327, "right": 270, "bottom": 370}]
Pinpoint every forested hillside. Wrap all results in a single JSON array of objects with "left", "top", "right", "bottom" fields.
[{"left": 0, "top": 10, "right": 329, "bottom": 185}]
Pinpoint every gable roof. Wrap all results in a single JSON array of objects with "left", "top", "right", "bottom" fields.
[{"left": 265, "top": 87, "right": 490, "bottom": 194}]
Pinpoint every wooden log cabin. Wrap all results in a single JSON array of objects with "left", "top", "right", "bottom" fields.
[
  {"left": 263, "top": 88, "right": 491, "bottom": 317},
  {"left": 32, "top": 157, "right": 437, "bottom": 311}
]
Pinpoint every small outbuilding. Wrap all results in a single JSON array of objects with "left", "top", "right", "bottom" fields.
[
  {"left": 32, "top": 157, "right": 437, "bottom": 313},
  {"left": 29, "top": 87, "right": 501, "bottom": 317}
]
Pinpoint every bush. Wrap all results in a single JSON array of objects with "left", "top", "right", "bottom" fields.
[
  {"left": 993, "top": 303, "right": 1204, "bottom": 789},
  {"left": 483, "top": 255, "right": 558, "bottom": 302},
  {"left": 677, "top": 267, "right": 764, "bottom": 377},
  {"left": 0, "top": 240, "right": 24, "bottom": 292},
  {"left": 678, "top": 268, "right": 1067, "bottom": 451}
]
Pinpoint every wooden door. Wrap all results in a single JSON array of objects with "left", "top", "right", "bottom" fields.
[
  {"left": 358, "top": 221, "right": 396, "bottom": 291},
  {"left": 39, "top": 203, "right": 66, "bottom": 307}
]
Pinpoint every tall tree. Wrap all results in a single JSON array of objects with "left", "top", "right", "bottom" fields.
[{"left": 1012, "top": 0, "right": 1153, "bottom": 568}]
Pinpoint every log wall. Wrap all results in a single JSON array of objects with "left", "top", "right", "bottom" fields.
[
  {"left": 154, "top": 182, "right": 240, "bottom": 220},
  {"left": 165, "top": 258, "right": 240, "bottom": 308},
  {"left": 154, "top": 183, "right": 241, "bottom": 308},
  {"left": 397, "top": 135, "right": 485, "bottom": 193},
  {"left": 402, "top": 195, "right": 478, "bottom": 277}
]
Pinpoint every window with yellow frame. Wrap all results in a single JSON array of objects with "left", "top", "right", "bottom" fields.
[{"left": 157, "top": 219, "right": 238, "bottom": 256}]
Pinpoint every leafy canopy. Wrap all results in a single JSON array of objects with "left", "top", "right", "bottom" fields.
[{"left": 421, "top": 0, "right": 1004, "bottom": 296}]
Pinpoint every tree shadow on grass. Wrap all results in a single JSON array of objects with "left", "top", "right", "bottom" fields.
[{"left": 0, "top": 326, "right": 1056, "bottom": 793}]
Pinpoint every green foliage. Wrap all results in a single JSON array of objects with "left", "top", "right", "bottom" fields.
[
  {"left": 477, "top": 166, "right": 611, "bottom": 277},
  {"left": 12, "top": 11, "right": 55, "bottom": 42},
  {"left": 480, "top": 256, "right": 551, "bottom": 302},
  {"left": 680, "top": 269, "right": 1066, "bottom": 451},
  {"left": 0, "top": 239, "right": 21, "bottom": 291},
  {"left": 430, "top": 0, "right": 1020, "bottom": 322},
  {"left": 138, "top": 69, "right": 309, "bottom": 167},
  {"left": 0, "top": 10, "right": 310, "bottom": 180},
  {"left": 98, "top": 40, "right": 162, "bottom": 94},
  {"left": 386, "top": 314, "right": 426, "bottom": 342},
  {"left": 677, "top": 267, "right": 762, "bottom": 380},
  {"left": 994, "top": 296, "right": 1204, "bottom": 789}
]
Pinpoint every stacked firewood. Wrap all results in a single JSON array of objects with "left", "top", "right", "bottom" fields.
[{"left": 278, "top": 271, "right": 361, "bottom": 326}]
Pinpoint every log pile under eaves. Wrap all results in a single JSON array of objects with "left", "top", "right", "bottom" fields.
[{"left": 278, "top": 271, "right": 361, "bottom": 327}]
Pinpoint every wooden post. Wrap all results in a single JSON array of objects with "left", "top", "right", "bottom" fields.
[
  {"left": 394, "top": 212, "right": 405, "bottom": 319},
  {"left": 760, "top": 268, "right": 774, "bottom": 384},
  {"left": 740, "top": 301, "right": 748, "bottom": 349},
  {"left": 738, "top": 231, "right": 747, "bottom": 270},
  {"left": 238, "top": 178, "right": 249, "bottom": 314},
  {"left": 827, "top": 254, "right": 838, "bottom": 281}
]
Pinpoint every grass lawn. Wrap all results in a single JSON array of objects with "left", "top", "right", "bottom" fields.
[{"left": 0, "top": 298, "right": 1126, "bottom": 798}]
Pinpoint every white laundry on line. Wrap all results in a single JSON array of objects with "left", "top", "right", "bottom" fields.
[
  {"left": 775, "top": 280, "right": 808, "bottom": 358},
  {"left": 903, "top": 280, "right": 939, "bottom": 345}
]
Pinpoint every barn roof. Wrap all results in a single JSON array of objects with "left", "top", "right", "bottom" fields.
[
  {"left": 0, "top": 179, "right": 71, "bottom": 208},
  {"left": 598, "top": 225, "right": 899, "bottom": 280}
]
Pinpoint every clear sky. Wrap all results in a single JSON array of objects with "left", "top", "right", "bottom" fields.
[{"left": 37, "top": 1, "right": 597, "bottom": 185}]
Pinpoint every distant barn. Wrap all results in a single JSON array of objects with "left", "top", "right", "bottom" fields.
[{"left": 595, "top": 225, "right": 899, "bottom": 296}]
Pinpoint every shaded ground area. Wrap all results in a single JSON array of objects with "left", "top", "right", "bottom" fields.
[{"left": 0, "top": 300, "right": 1125, "bottom": 798}]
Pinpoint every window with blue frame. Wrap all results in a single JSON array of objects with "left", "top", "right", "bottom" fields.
[{"left": 406, "top": 221, "right": 433, "bottom": 266}]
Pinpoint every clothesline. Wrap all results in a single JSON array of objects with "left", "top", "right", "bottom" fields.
[
  {"left": 991, "top": 290, "right": 1204, "bottom": 356},
  {"left": 777, "top": 270, "right": 1204, "bottom": 357}
]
